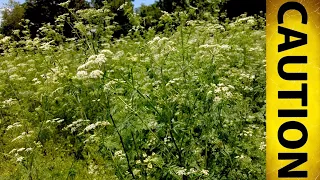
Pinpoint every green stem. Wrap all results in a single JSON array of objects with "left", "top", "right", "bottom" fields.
[{"left": 110, "top": 113, "right": 135, "bottom": 179}]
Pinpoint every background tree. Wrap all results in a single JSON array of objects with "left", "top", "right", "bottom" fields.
[
  {"left": 157, "top": 0, "right": 187, "bottom": 13},
  {"left": 136, "top": 3, "right": 162, "bottom": 31},
  {"left": 91, "top": 0, "right": 104, "bottom": 8},
  {"left": 222, "top": 0, "right": 266, "bottom": 19},
  {"left": 0, "top": 0, "right": 266, "bottom": 39},
  {"left": 0, "top": 0, "right": 25, "bottom": 36},
  {"left": 91, "top": 0, "right": 134, "bottom": 38},
  {"left": 24, "top": 0, "right": 89, "bottom": 38}
]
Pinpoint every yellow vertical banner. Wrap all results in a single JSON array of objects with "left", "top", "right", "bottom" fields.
[{"left": 267, "top": 0, "right": 320, "bottom": 179}]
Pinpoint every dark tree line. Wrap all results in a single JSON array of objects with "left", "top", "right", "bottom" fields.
[{"left": 0, "top": 0, "right": 266, "bottom": 38}]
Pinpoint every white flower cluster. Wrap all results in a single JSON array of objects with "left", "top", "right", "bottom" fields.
[
  {"left": 9, "top": 147, "right": 33, "bottom": 155},
  {"left": 78, "top": 54, "right": 106, "bottom": 70},
  {"left": 46, "top": 118, "right": 64, "bottom": 124},
  {"left": 34, "top": 141, "right": 43, "bottom": 148},
  {"left": 76, "top": 71, "right": 88, "bottom": 79},
  {"left": 100, "top": 49, "right": 113, "bottom": 56},
  {"left": 240, "top": 129, "right": 253, "bottom": 137},
  {"left": 146, "top": 136, "right": 157, "bottom": 147},
  {"left": 209, "top": 83, "right": 234, "bottom": 102},
  {"left": 259, "top": 141, "right": 266, "bottom": 151},
  {"left": 115, "top": 150, "right": 125, "bottom": 157},
  {"left": 2, "top": 98, "right": 17, "bottom": 107},
  {"left": 89, "top": 70, "right": 104, "bottom": 79},
  {"left": 58, "top": 0, "right": 71, "bottom": 8},
  {"left": 7, "top": 66, "right": 17, "bottom": 73},
  {"left": 117, "top": 2, "right": 128, "bottom": 10},
  {"left": 239, "top": 72, "right": 255, "bottom": 80},
  {"left": 112, "top": 50, "right": 124, "bottom": 60},
  {"left": 16, "top": 156, "right": 24, "bottom": 163},
  {"left": 248, "top": 124, "right": 259, "bottom": 129},
  {"left": 141, "top": 152, "right": 158, "bottom": 169},
  {"left": 55, "top": 13, "right": 69, "bottom": 23},
  {"left": 0, "top": 36, "right": 11, "bottom": 44},
  {"left": 248, "top": 47, "right": 263, "bottom": 52},
  {"left": 147, "top": 36, "right": 176, "bottom": 57},
  {"left": 84, "top": 134, "right": 98, "bottom": 144},
  {"left": 88, "top": 163, "right": 99, "bottom": 175},
  {"left": 147, "top": 36, "right": 162, "bottom": 45},
  {"left": 186, "top": 20, "right": 197, "bottom": 26},
  {"left": 6, "top": 122, "right": 22, "bottom": 131},
  {"left": 175, "top": 167, "right": 209, "bottom": 176},
  {"left": 103, "top": 80, "right": 117, "bottom": 92},
  {"left": 114, "top": 150, "right": 125, "bottom": 160},
  {"left": 147, "top": 121, "right": 158, "bottom": 129},
  {"left": 188, "top": 38, "right": 197, "bottom": 45},
  {"left": 33, "top": 66, "right": 67, "bottom": 85},
  {"left": 222, "top": 119, "right": 235, "bottom": 128},
  {"left": 201, "top": 169, "right": 209, "bottom": 176},
  {"left": 130, "top": 25, "right": 145, "bottom": 32},
  {"left": 39, "top": 40, "right": 55, "bottom": 51},
  {"left": 235, "top": 16, "right": 256, "bottom": 25},
  {"left": 219, "top": 44, "right": 231, "bottom": 51},
  {"left": 176, "top": 168, "right": 187, "bottom": 176},
  {"left": 262, "top": 59, "right": 266, "bottom": 67},
  {"left": 166, "top": 77, "right": 183, "bottom": 87},
  {"left": 199, "top": 44, "right": 231, "bottom": 53},
  {"left": 48, "top": 66, "right": 68, "bottom": 83},
  {"left": 164, "top": 136, "right": 171, "bottom": 144},
  {"left": 76, "top": 54, "right": 106, "bottom": 80},
  {"left": 12, "top": 131, "right": 34, "bottom": 142},
  {"left": 235, "top": 154, "right": 245, "bottom": 159},
  {"left": 9, "top": 148, "right": 33, "bottom": 163},
  {"left": 212, "top": 24, "right": 225, "bottom": 31},
  {"left": 9, "top": 74, "right": 27, "bottom": 81},
  {"left": 244, "top": 86, "right": 253, "bottom": 91},
  {"left": 64, "top": 119, "right": 90, "bottom": 133},
  {"left": 159, "top": 11, "right": 172, "bottom": 22},
  {"left": 83, "top": 121, "right": 110, "bottom": 132}
]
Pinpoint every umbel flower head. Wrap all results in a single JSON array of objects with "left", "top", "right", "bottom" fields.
[
  {"left": 76, "top": 70, "right": 88, "bottom": 79},
  {"left": 58, "top": 0, "right": 71, "bottom": 8},
  {"left": 77, "top": 53, "right": 107, "bottom": 71},
  {"left": 89, "top": 70, "right": 104, "bottom": 79}
]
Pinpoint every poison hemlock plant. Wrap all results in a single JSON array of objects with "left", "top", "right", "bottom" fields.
[{"left": 0, "top": 2, "right": 265, "bottom": 180}]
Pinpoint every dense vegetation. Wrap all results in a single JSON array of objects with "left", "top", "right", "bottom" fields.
[{"left": 0, "top": 0, "right": 266, "bottom": 179}]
